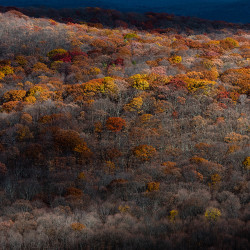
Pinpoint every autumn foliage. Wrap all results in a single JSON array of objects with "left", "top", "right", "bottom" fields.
[
  {"left": 133, "top": 145, "right": 157, "bottom": 161},
  {"left": 0, "top": 7, "right": 249, "bottom": 250},
  {"left": 106, "top": 117, "right": 126, "bottom": 132}
]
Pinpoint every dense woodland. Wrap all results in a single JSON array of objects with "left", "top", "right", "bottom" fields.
[{"left": 0, "top": 6, "right": 249, "bottom": 249}]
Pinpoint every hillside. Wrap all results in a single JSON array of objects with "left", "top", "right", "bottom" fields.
[{"left": 0, "top": 7, "right": 249, "bottom": 249}]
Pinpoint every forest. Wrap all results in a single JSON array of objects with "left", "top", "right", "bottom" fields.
[{"left": 0, "top": 6, "right": 249, "bottom": 249}]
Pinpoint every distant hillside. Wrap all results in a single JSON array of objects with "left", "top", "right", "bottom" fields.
[{"left": 1, "top": 0, "right": 250, "bottom": 23}]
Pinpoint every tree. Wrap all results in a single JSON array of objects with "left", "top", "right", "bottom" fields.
[
  {"left": 47, "top": 48, "right": 68, "bottom": 61},
  {"left": 204, "top": 207, "right": 221, "bottom": 222},
  {"left": 146, "top": 182, "right": 160, "bottom": 192},
  {"left": 3, "top": 90, "right": 26, "bottom": 102},
  {"left": 124, "top": 97, "right": 143, "bottom": 112},
  {"left": 209, "top": 173, "right": 221, "bottom": 190},
  {"left": 106, "top": 117, "right": 126, "bottom": 132},
  {"left": 242, "top": 157, "right": 250, "bottom": 170},
  {"left": 168, "top": 55, "right": 182, "bottom": 64},
  {"left": 53, "top": 129, "right": 91, "bottom": 158},
  {"left": 0, "top": 162, "right": 7, "bottom": 177},
  {"left": 169, "top": 209, "right": 178, "bottom": 223},
  {"left": 71, "top": 222, "right": 86, "bottom": 231},
  {"left": 133, "top": 144, "right": 157, "bottom": 162},
  {"left": 129, "top": 74, "right": 150, "bottom": 90}
]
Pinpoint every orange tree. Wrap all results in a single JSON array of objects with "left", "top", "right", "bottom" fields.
[
  {"left": 106, "top": 117, "right": 126, "bottom": 132},
  {"left": 133, "top": 144, "right": 157, "bottom": 162},
  {"left": 53, "top": 129, "right": 92, "bottom": 158}
]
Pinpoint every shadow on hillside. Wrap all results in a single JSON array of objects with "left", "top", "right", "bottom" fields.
[{"left": 0, "top": 5, "right": 249, "bottom": 34}]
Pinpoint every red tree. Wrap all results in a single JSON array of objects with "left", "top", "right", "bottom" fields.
[{"left": 106, "top": 117, "right": 126, "bottom": 132}]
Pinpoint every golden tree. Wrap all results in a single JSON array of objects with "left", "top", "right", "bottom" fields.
[
  {"left": 205, "top": 208, "right": 221, "bottom": 222},
  {"left": 133, "top": 145, "right": 157, "bottom": 161}
]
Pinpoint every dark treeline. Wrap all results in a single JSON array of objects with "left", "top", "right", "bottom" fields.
[
  {"left": 0, "top": 5, "right": 250, "bottom": 32},
  {"left": 1, "top": 0, "right": 250, "bottom": 23}
]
